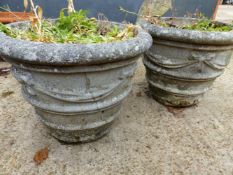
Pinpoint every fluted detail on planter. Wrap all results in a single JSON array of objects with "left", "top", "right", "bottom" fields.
[
  {"left": 140, "top": 19, "right": 233, "bottom": 107},
  {"left": 144, "top": 41, "right": 232, "bottom": 107},
  {"left": 11, "top": 58, "right": 138, "bottom": 142}
]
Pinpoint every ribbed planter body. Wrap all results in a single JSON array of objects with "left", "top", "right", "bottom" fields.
[
  {"left": 0, "top": 22, "right": 152, "bottom": 142},
  {"left": 140, "top": 18, "right": 233, "bottom": 107}
]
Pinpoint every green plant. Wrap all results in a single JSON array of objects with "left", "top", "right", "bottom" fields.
[
  {"left": 0, "top": 23, "right": 19, "bottom": 38},
  {"left": 182, "top": 19, "right": 233, "bottom": 32},
  {"left": 0, "top": 0, "right": 136, "bottom": 44},
  {"left": 147, "top": 12, "right": 233, "bottom": 32},
  {"left": 121, "top": 2, "right": 233, "bottom": 32}
]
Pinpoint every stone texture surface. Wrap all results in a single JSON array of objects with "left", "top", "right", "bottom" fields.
[
  {"left": 140, "top": 17, "right": 233, "bottom": 107},
  {"left": 139, "top": 18, "right": 233, "bottom": 45},
  {"left": 0, "top": 22, "right": 152, "bottom": 144},
  {"left": 0, "top": 23, "right": 152, "bottom": 65},
  {"left": 0, "top": 5, "right": 233, "bottom": 175}
]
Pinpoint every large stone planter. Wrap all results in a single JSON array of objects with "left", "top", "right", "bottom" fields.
[
  {"left": 0, "top": 22, "right": 152, "bottom": 143},
  {"left": 140, "top": 18, "right": 233, "bottom": 107}
]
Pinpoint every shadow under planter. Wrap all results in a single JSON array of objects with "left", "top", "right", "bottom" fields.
[
  {"left": 140, "top": 18, "right": 233, "bottom": 107},
  {"left": 0, "top": 21, "right": 152, "bottom": 143}
]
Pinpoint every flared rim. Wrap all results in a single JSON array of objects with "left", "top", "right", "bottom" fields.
[
  {"left": 139, "top": 18, "right": 233, "bottom": 45},
  {"left": 0, "top": 21, "right": 152, "bottom": 65}
]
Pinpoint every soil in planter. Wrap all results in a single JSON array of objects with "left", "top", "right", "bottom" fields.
[
  {"left": 145, "top": 16, "right": 233, "bottom": 32},
  {"left": 0, "top": 10, "right": 136, "bottom": 44}
]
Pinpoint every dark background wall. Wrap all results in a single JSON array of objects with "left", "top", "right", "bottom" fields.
[
  {"left": 164, "top": 0, "right": 219, "bottom": 18},
  {"left": 0, "top": 0, "right": 219, "bottom": 23},
  {"left": 0, "top": 0, "right": 144, "bottom": 23}
]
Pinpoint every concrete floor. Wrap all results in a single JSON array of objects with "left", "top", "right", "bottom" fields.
[{"left": 0, "top": 5, "right": 233, "bottom": 175}]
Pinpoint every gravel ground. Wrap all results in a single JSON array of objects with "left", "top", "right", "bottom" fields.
[{"left": 0, "top": 5, "right": 233, "bottom": 175}]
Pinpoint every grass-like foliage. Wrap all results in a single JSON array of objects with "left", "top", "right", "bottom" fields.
[
  {"left": 0, "top": 10, "right": 136, "bottom": 44},
  {"left": 147, "top": 17, "right": 233, "bottom": 32},
  {"left": 120, "top": 6, "right": 233, "bottom": 32},
  {"left": 182, "top": 19, "right": 233, "bottom": 32},
  {"left": 0, "top": 23, "right": 17, "bottom": 37}
]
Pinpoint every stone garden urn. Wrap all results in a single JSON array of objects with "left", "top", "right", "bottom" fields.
[
  {"left": 0, "top": 22, "right": 152, "bottom": 143},
  {"left": 140, "top": 18, "right": 233, "bottom": 107}
]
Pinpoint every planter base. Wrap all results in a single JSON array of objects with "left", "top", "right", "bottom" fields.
[
  {"left": 39, "top": 115, "right": 114, "bottom": 143},
  {"left": 35, "top": 105, "right": 121, "bottom": 143},
  {"left": 50, "top": 126, "right": 111, "bottom": 143},
  {"left": 149, "top": 85, "right": 200, "bottom": 107}
]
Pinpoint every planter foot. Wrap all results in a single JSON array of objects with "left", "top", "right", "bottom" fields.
[
  {"left": 48, "top": 124, "right": 112, "bottom": 143},
  {"left": 149, "top": 85, "right": 201, "bottom": 107},
  {"left": 35, "top": 104, "right": 121, "bottom": 143}
]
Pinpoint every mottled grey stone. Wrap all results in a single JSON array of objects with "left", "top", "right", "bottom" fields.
[
  {"left": 0, "top": 21, "right": 152, "bottom": 65},
  {"left": 140, "top": 18, "right": 233, "bottom": 107}
]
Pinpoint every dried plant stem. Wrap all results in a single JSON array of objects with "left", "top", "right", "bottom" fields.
[
  {"left": 119, "top": 7, "right": 159, "bottom": 19},
  {"left": 29, "top": 0, "right": 42, "bottom": 33},
  {"left": 148, "top": 0, "right": 153, "bottom": 16},
  {"left": 67, "top": 0, "right": 76, "bottom": 14}
]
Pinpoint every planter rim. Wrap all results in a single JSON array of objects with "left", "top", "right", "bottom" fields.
[
  {"left": 0, "top": 21, "right": 152, "bottom": 66},
  {"left": 139, "top": 17, "right": 233, "bottom": 45}
]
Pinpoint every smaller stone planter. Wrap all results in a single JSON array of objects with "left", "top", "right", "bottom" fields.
[
  {"left": 0, "top": 21, "right": 152, "bottom": 143},
  {"left": 140, "top": 18, "right": 233, "bottom": 107}
]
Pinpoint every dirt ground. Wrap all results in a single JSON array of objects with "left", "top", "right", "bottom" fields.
[{"left": 0, "top": 5, "right": 233, "bottom": 175}]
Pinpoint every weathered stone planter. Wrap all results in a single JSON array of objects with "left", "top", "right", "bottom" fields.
[
  {"left": 140, "top": 18, "right": 233, "bottom": 107},
  {"left": 0, "top": 22, "right": 152, "bottom": 143}
]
